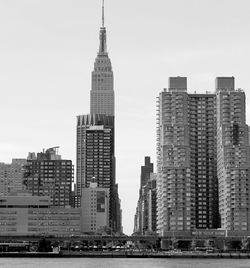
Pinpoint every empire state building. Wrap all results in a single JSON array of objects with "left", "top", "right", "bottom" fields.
[
  {"left": 90, "top": 3, "right": 114, "bottom": 116},
  {"left": 76, "top": 1, "right": 121, "bottom": 233}
]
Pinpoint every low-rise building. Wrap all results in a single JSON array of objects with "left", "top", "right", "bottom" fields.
[{"left": 0, "top": 195, "right": 81, "bottom": 236}]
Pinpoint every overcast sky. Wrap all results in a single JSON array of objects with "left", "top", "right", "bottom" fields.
[{"left": 0, "top": 0, "right": 250, "bottom": 234}]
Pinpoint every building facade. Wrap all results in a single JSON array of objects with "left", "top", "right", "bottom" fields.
[
  {"left": 85, "top": 125, "right": 113, "bottom": 189},
  {"left": 189, "top": 93, "right": 219, "bottom": 229},
  {"left": 24, "top": 147, "right": 73, "bottom": 208}
]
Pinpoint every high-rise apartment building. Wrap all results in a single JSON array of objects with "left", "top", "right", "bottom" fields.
[
  {"left": 156, "top": 77, "right": 220, "bottom": 235},
  {"left": 157, "top": 76, "right": 250, "bottom": 235},
  {"left": 216, "top": 77, "right": 250, "bottom": 231},
  {"left": 76, "top": 2, "right": 121, "bottom": 233},
  {"left": 24, "top": 147, "right": 73, "bottom": 208},
  {"left": 157, "top": 78, "right": 193, "bottom": 234}
]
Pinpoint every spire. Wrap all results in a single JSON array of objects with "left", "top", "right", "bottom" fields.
[
  {"left": 99, "top": 0, "right": 107, "bottom": 53},
  {"left": 102, "top": 0, "right": 105, "bottom": 27}
]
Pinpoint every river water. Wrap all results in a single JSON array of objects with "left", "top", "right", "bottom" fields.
[{"left": 1, "top": 258, "right": 250, "bottom": 268}]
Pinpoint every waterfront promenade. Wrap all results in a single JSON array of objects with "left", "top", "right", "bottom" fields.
[
  {"left": 1, "top": 250, "right": 250, "bottom": 259},
  {"left": 1, "top": 232, "right": 250, "bottom": 255}
]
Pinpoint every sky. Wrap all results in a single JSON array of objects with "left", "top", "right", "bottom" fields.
[{"left": 0, "top": 0, "right": 250, "bottom": 235}]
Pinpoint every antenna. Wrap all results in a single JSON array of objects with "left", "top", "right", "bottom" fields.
[{"left": 102, "top": 0, "right": 105, "bottom": 27}]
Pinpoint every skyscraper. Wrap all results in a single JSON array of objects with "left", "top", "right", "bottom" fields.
[
  {"left": 216, "top": 77, "right": 250, "bottom": 231},
  {"left": 76, "top": 2, "right": 121, "bottom": 233},
  {"left": 90, "top": 1, "right": 114, "bottom": 116},
  {"left": 157, "top": 76, "right": 250, "bottom": 235},
  {"left": 157, "top": 78, "right": 193, "bottom": 234},
  {"left": 156, "top": 77, "right": 219, "bottom": 235},
  {"left": 76, "top": 114, "right": 114, "bottom": 202}
]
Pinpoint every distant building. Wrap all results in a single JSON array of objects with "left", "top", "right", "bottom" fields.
[
  {"left": 114, "top": 184, "right": 123, "bottom": 234},
  {"left": 24, "top": 147, "right": 73, "bottom": 208},
  {"left": 140, "top": 156, "right": 154, "bottom": 189},
  {"left": 134, "top": 157, "right": 156, "bottom": 235},
  {"left": 147, "top": 173, "right": 157, "bottom": 233},
  {"left": 0, "top": 159, "right": 27, "bottom": 196}
]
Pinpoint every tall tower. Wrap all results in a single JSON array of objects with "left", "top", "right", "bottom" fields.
[
  {"left": 76, "top": 2, "right": 121, "bottom": 233},
  {"left": 90, "top": 0, "right": 114, "bottom": 116},
  {"left": 156, "top": 77, "right": 219, "bottom": 235},
  {"left": 216, "top": 77, "right": 250, "bottom": 231},
  {"left": 157, "top": 77, "right": 193, "bottom": 235}
]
